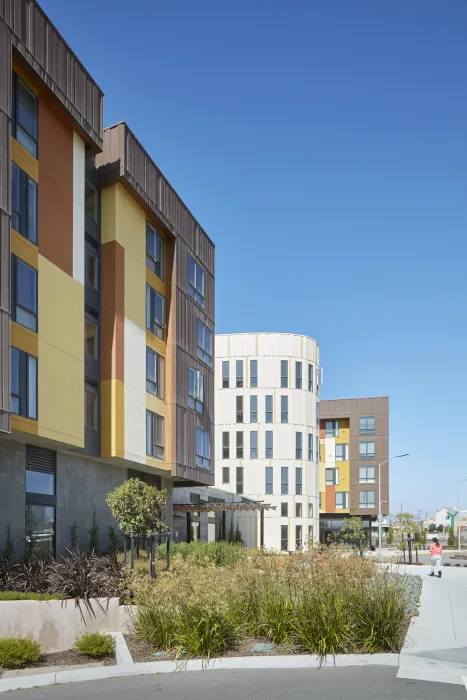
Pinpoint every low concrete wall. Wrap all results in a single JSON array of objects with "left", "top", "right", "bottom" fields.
[
  {"left": 118, "top": 605, "right": 137, "bottom": 634},
  {"left": 0, "top": 598, "right": 120, "bottom": 652}
]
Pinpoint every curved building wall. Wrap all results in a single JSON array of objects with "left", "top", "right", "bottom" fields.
[{"left": 215, "top": 333, "right": 320, "bottom": 551}]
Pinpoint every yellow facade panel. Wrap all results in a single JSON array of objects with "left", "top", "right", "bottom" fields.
[
  {"left": 146, "top": 267, "right": 165, "bottom": 297},
  {"left": 337, "top": 461, "right": 350, "bottom": 490},
  {"left": 146, "top": 393, "right": 166, "bottom": 418},
  {"left": 125, "top": 250, "right": 146, "bottom": 330},
  {"left": 335, "top": 429, "right": 350, "bottom": 443},
  {"left": 146, "top": 456, "right": 171, "bottom": 473},
  {"left": 115, "top": 184, "right": 146, "bottom": 265},
  {"left": 101, "top": 379, "right": 125, "bottom": 458},
  {"left": 11, "top": 138, "right": 39, "bottom": 182},
  {"left": 37, "top": 341, "right": 84, "bottom": 447},
  {"left": 145, "top": 331, "right": 166, "bottom": 357},
  {"left": 320, "top": 443, "right": 325, "bottom": 463},
  {"left": 11, "top": 230, "right": 38, "bottom": 269},
  {"left": 11, "top": 415, "right": 38, "bottom": 437},
  {"left": 38, "top": 255, "right": 84, "bottom": 361},
  {"left": 11, "top": 322, "right": 38, "bottom": 357}
]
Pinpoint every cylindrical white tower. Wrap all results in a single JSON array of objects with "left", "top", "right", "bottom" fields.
[{"left": 215, "top": 333, "right": 320, "bottom": 551}]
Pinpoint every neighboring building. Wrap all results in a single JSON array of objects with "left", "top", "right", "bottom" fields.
[
  {"left": 319, "top": 397, "right": 389, "bottom": 543},
  {"left": 435, "top": 508, "right": 467, "bottom": 530},
  {"left": 215, "top": 333, "right": 320, "bottom": 552},
  {"left": 0, "top": 0, "right": 214, "bottom": 556}
]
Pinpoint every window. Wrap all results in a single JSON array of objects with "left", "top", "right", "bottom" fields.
[
  {"left": 281, "top": 396, "right": 288, "bottom": 423},
  {"left": 295, "top": 361, "right": 302, "bottom": 389},
  {"left": 296, "top": 503, "right": 302, "bottom": 517},
  {"left": 335, "top": 443, "right": 349, "bottom": 461},
  {"left": 296, "top": 432, "right": 303, "bottom": 460},
  {"left": 188, "top": 255, "right": 204, "bottom": 306},
  {"left": 296, "top": 525, "right": 302, "bottom": 549},
  {"left": 265, "top": 395, "right": 273, "bottom": 423},
  {"left": 308, "top": 525, "right": 313, "bottom": 543},
  {"left": 85, "top": 181, "right": 99, "bottom": 222},
  {"left": 316, "top": 441, "right": 319, "bottom": 463},
  {"left": 222, "top": 361, "right": 230, "bottom": 388},
  {"left": 281, "top": 525, "right": 288, "bottom": 551},
  {"left": 146, "top": 347, "right": 164, "bottom": 398},
  {"left": 236, "top": 467, "right": 244, "bottom": 495},
  {"left": 281, "top": 466, "right": 288, "bottom": 495},
  {"left": 265, "top": 467, "right": 273, "bottom": 495},
  {"left": 197, "top": 320, "right": 213, "bottom": 367},
  {"left": 25, "top": 446, "right": 56, "bottom": 557},
  {"left": 11, "top": 256, "right": 37, "bottom": 332},
  {"left": 85, "top": 240, "right": 99, "bottom": 291},
  {"left": 319, "top": 492, "right": 322, "bottom": 509},
  {"left": 250, "top": 395, "right": 258, "bottom": 423},
  {"left": 236, "top": 360, "right": 243, "bottom": 388},
  {"left": 250, "top": 359, "right": 258, "bottom": 388},
  {"left": 326, "top": 420, "right": 339, "bottom": 437},
  {"left": 336, "top": 492, "right": 349, "bottom": 509},
  {"left": 222, "top": 467, "right": 230, "bottom": 484},
  {"left": 308, "top": 364, "right": 313, "bottom": 391},
  {"left": 85, "top": 314, "right": 99, "bottom": 359},
  {"left": 359, "top": 441, "right": 375, "bottom": 459},
  {"left": 146, "top": 410, "right": 165, "bottom": 459},
  {"left": 359, "top": 416, "right": 376, "bottom": 435},
  {"left": 325, "top": 468, "right": 339, "bottom": 486},
  {"left": 265, "top": 431, "right": 273, "bottom": 459},
  {"left": 222, "top": 432, "right": 230, "bottom": 459},
  {"left": 236, "top": 395, "right": 243, "bottom": 423},
  {"left": 236, "top": 431, "right": 243, "bottom": 459},
  {"left": 281, "top": 502, "right": 288, "bottom": 517},
  {"left": 316, "top": 402, "right": 319, "bottom": 428},
  {"left": 146, "top": 222, "right": 164, "bottom": 279},
  {"left": 250, "top": 431, "right": 258, "bottom": 459},
  {"left": 308, "top": 503, "right": 313, "bottom": 518},
  {"left": 296, "top": 467, "right": 303, "bottom": 495},
  {"left": 13, "top": 74, "right": 38, "bottom": 157},
  {"left": 308, "top": 434, "right": 313, "bottom": 461},
  {"left": 359, "top": 466, "right": 375, "bottom": 484},
  {"left": 188, "top": 367, "right": 203, "bottom": 413},
  {"left": 359, "top": 490, "right": 375, "bottom": 509},
  {"left": 316, "top": 367, "right": 320, "bottom": 395},
  {"left": 146, "top": 285, "right": 166, "bottom": 339},
  {"left": 85, "top": 380, "right": 99, "bottom": 431},
  {"left": 281, "top": 360, "right": 288, "bottom": 388},
  {"left": 11, "top": 348, "right": 37, "bottom": 419},
  {"left": 196, "top": 427, "right": 211, "bottom": 469},
  {"left": 11, "top": 163, "right": 37, "bottom": 244}
]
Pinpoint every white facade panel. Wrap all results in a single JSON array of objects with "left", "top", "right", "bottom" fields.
[
  {"left": 124, "top": 318, "right": 146, "bottom": 463},
  {"left": 215, "top": 333, "right": 320, "bottom": 552}
]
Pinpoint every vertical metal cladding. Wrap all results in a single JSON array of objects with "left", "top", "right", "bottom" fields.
[{"left": 0, "top": 17, "right": 11, "bottom": 433}]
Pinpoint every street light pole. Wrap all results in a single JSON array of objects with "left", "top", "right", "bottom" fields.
[
  {"left": 457, "top": 479, "right": 467, "bottom": 552},
  {"left": 378, "top": 453, "right": 409, "bottom": 559}
]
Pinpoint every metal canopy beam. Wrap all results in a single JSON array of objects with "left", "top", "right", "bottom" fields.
[{"left": 173, "top": 503, "right": 276, "bottom": 513}]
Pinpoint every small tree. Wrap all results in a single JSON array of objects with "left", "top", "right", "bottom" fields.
[
  {"left": 3, "top": 525, "right": 14, "bottom": 561},
  {"left": 234, "top": 521, "right": 243, "bottom": 545},
  {"left": 428, "top": 523, "right": 436, "bottom": 533},
  {"left": 340, "top": 515, "right": 366, "bottom": 550},
  {"left": 387, "top": 525, "right": 394, "bottom": 546},
  {"left": 227, "top": 519, "right": 235, "bottom": 543},
  {"left": 69, "top": 522, "right": 79, "bottom": 550},
  {"left": 448, "top": 527, "right": 456, "bottom": 548},
  {"left": 107, "top": 526, "right": 120, "bottom": 554},
  {"left": 88, "top": 507, "right": 100, "bottom": 553},
  {"left": 436, "top": 524, "right": 444, "bottom": 534},
  {"left": 106, "top": 479, "right": 167, "bottom": 575}
]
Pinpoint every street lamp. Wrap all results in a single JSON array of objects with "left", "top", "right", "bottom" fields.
[
  {"left": 379, "top": 454, "right": 409, "bottom": 558},
  {"left": 457, "top": 479, "right": 467, "bottom": 552}
]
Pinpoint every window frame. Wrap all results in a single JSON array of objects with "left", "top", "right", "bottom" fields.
[
  {"left": 188, "top": 367, "right": 204, "bottom": 414},
  {"left": 296, "top": 431, "right": 303, "bottom": 460},
  {"left": 359, "top": 466, "right": 376, "bottom": 484},
  {"left": 308, "top": 433, "right": 313, "bottom": 461},
  {"left": 236, "top": 395, "right": 243, "bottom": 423},
  {"left": 308, "top": 503, "right": 313, "bottom": 519},
  {"left": 250, "top": 359, "right": 258, "bottom": 388},
  {"left": 146, "top": 410, "right": 165, "bottom": 460},
  {"left": 197, "top": 320, "right": 213, "bottom": 367},
  {"left": 265, "top": 466, "right": 273, "bottom": 495},
  {"left": 359, "top": 441, "right": 375, "bottom": 459},
  {"left": 85, "top": 313, "right": 99, "bottom": 360},
  {"left": 359, "top": 416, "right": 376, "bottom": 435},
  {"left": 146, "top": 347, "right": 164, "bottom": 399},
  {"left": 146, "top": 284, "right": 166, "bottom": 340},
  {"left": 308, "top": 363, "right": 313, "bottom": 391},
  {"left": 85, "top": 180, "right": 99, "bottom": 223},
  {"left": 359, "top": 490, "right": 375, "bottom": 509},
  {"left": 295, "top": 361, "right": 302, "bottom": 389},
  {"left": 335, "top": 443, "right": 349, "bottom": 461},
  {"left": 296, "top": 503, "right": 302, "bottom": 518},
  {"left": 325, "top": 467, "right": 339, "bottom": 486},
  {"left": 11, "top": 163, "right": 38, "bottom": 244},
  {"left": 295, "top": 525, "right": 302, "bottom": 549},
  {"left": 265, "top": 430, "right": 273, "bottom": 459},
  {"left": 11, "top": 347, "right": 38, "bottom": 420},
  {"left": 325, "top": 420, "right": 339, "bottom": 438},
  {"left": 85, "top": 239, "right": 99, "bottom": 291},
  {"left": 335, "top": 491, "right": 349, "bottom": 510},
  {"left": 236, "top": 359, "right": 243, "bottom": 388},
  {"left": 85, "top": 380, "right": 99, "bottom": 432},
  {"left": 236, "top": 466, "right": 244, "bottom": 495},
  {"left": 222, "top": 431, "right": 230, "bottom": 459},
  {"left": 295, "top": 467, "right": 303, "bottom": 495},
  {"left": 146, "top": 222, "right": 164, "bottom": 280},
  {"left": 222, "top": 466, "right": 230, "bottom": 484},
  {"left": 222, "top": 360, "right": 229, "bottom": 388},
  {"left": 236, "top": 431, "right": 244, "bottom": 459},
  {"left": 281, "top": 525, "right": 288, "bottom": 552},
  {"left": 280, "top": 395, "right": 288, "bottom": 423},
  {"left": 281, "top": 359, "right": 288, "bottom": 388},
  {"left": 188, "top": 255, "right": 205, "bottom": 307},
  {"left": 11, "top": 255, "right": 38, "bottom": 332},
  {"left": 195, "top": 427, "right": 211, "bottom": 469},
  {"left": 281, "top": 502, "right": 288, "bottom": 517},
  {"left": 250, "top": 430, "right": 258, "bottom": 459},
  {"left": 250, "top": 395, "right": 258, "bottom": 423},
  {"left": 13, "top": 73, "right": 38, "bottom": 158},
  {"left": 281, "top": 466, "right": 289, "bottom": 495},
  {"left": 265, "top": 395, "right": 273, "bottom": 423}
]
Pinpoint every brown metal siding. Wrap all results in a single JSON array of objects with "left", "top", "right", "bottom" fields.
[
  {"left": 0, "top": 18, "right": 11, "bottom": 433},
  {"left": 0, "top": 0, "right": 103, "bottom": 150},
  {"left": 321, "top": 397, "right": 389, "bottom": 516}
]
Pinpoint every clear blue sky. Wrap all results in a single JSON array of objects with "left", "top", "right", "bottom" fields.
[{"left": 41, "top": 0, "right": 467, "bottom": 517}]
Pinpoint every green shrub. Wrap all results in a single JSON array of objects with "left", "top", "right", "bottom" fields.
[
  {"left": 176, "top": 604, "right": 236, "bottom": 659},
  {"left": 156, "top": 541, "right": 244, "bottom": 567},
  {"left": 73, "top": 632, "right": 115, "bottom": 658},
  {"left": 0, "top": 637, "right": 41, "bottom": 668},
  {"left": 0, "top": 591, "right": 62, "bottom": 601}
]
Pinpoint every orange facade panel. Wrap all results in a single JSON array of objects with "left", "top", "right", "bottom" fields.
[{"left": 325, "top": 485, "right": 336, "bottom": 512}]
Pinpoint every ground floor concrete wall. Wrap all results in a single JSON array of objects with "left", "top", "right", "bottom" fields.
[{"left": 0, "top": 439, "right": 26, "bottom": 556}]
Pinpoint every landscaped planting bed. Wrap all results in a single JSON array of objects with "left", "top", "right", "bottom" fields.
[{"left": 128, "top": 548, "right": 422, "bottom": 660}]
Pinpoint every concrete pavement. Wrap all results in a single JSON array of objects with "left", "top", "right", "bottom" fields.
[{"left": 5, "top": 667, "right": 467, "bottom": 700}]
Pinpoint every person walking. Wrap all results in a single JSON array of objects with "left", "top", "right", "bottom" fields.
[{"left": 429, "top": 537, "right": 443, "bottom": 578}]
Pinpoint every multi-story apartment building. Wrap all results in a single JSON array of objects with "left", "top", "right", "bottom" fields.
[
  {"left": 215, "top": 333, "right": 320, "bottom": 551},
  {"left": 319, "top": 397, "right": 389, "bottom": 543},
  {"left": 0, "top": 0, "right": 214, "bottom": 556}
]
